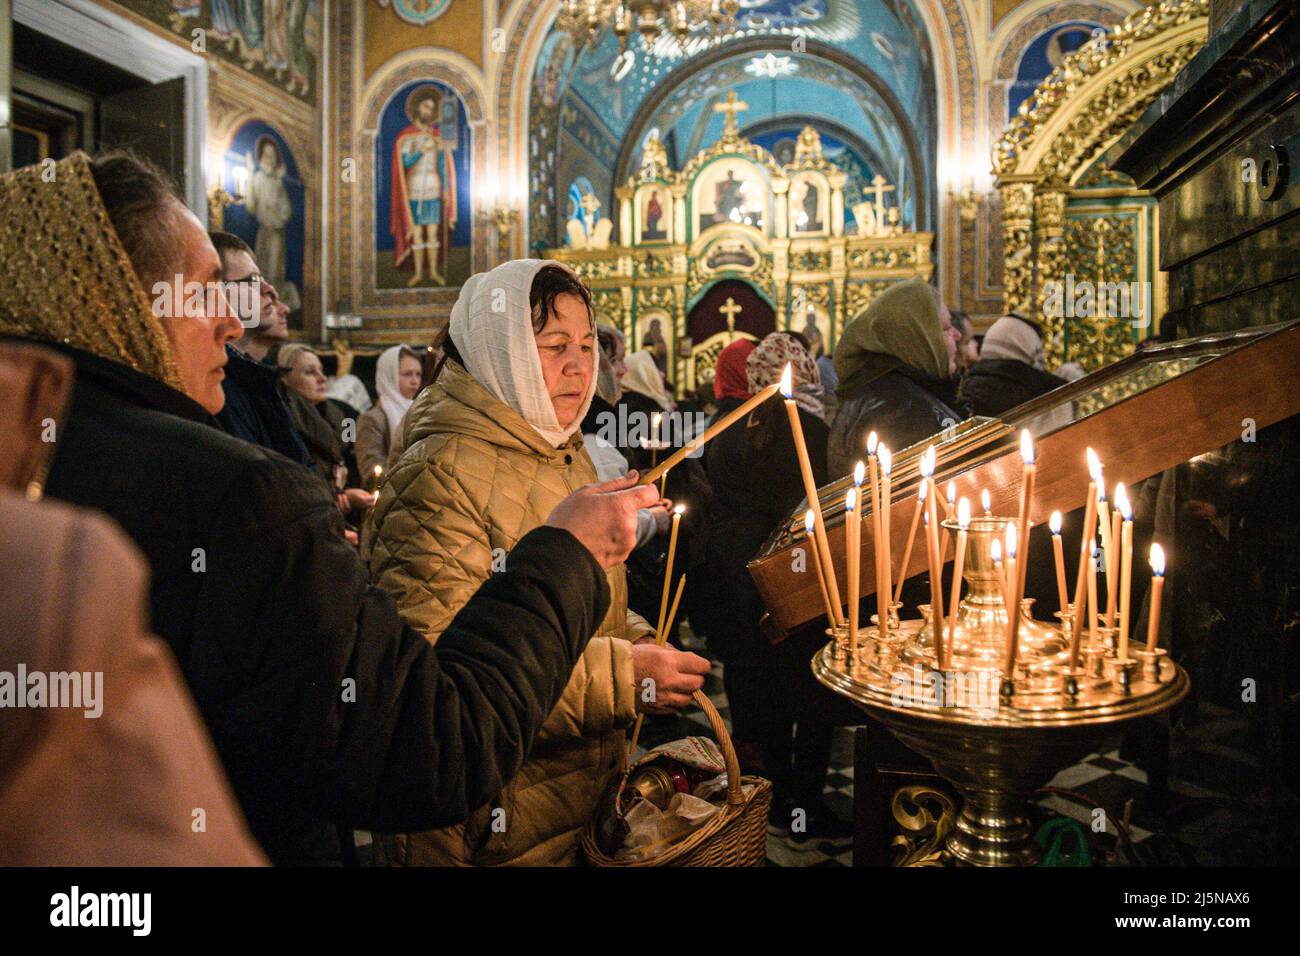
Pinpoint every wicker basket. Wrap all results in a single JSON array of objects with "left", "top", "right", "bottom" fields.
[{"left": 581, "top": 690, "right": 772, "bottom": 866}]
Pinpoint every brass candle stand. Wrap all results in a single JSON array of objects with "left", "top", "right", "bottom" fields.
[{"left": 813, "top": 516, "right": 1188, "bottom": 866}]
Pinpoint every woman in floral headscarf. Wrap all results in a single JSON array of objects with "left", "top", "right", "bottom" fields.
[{"left": 691, "top": 332, "right": 853, "bottom": 840}]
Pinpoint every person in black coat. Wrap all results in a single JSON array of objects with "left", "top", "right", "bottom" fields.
[
  {"left": 960, "top": 314, "right": 1073, "bottom": 418},
  {"left": 693, "top": 333, "right": 857, "bottom": 839},
  {"left": 0, "top": 150, "right": 661, "bottom": 865},
  {"left": 828, "top": 277, "right": 964, "bottom": 478},
  {"left": 209, "top": 231, "right": 313, "bottom": 468}
]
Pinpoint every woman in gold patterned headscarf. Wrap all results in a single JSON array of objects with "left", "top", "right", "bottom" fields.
[{"left": 0, "top": 151, "right": 240, "bottom": 413}]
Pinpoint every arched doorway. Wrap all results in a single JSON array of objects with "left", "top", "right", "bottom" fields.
[{"left": 684, "top": 279, "right": 775, "bottom": 393}]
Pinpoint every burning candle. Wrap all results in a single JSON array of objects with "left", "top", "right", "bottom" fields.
[
  {"left": 945, "top": 481, "right": 956, "bottom": 520},
  {"left": 1001, "top": 523, "right": 1018, "bottom": 609},
  {"left": 866, "top": 435, "right": 882, "bottom": 622},
  {"left": 921, "top": 446, "right": 946, "bottom": 668},
  {"left": 946, "top": 497, "right": 971, "bottom": 655},
  {"left": 782, "top": 366, "right": 843, "bottom": 625},
  {"left": 1088, "top": 536, "right": 1100, "bottom": 645},
  {"left": 639, "top": 370, "right": 783, "bottom": 486},
  {"left": 1148, "top": 543, "right": 1166, "bottom": 651},
  {"left": 805, "top": 510, "right": 835, "bottom": 624},
  {"left": 1116, "top": 485, "right": 1134, "bottom": 662},
  {"left": 1071, "top": 449, "right": 1101, "bottom": 641},
  {"left": 894, "top": 481, "right": 927, "bottom": 605},
  {"left": 1004, "top": 430, "right": 1036, "bottom": 675},
  {"left": 655, "top": 504, "right": 685, "bottom": 640},
  {"left": 1096, "top": 473, "right": 1112, "bottom": 602},
  {"left": 981, "top": 488, "right": 991, "bottom": 517},
  {"left": 879, "top": 445, "right": 894, "bottom": 626},
  {"left": 846, "top": 486, "right": 860, "bottom": 642},
  {"left": 1106, "top": 482, "right": 1124, "bottom": 628},
  {"left": 371, "top": 464, "right": 384, "bottom": 493},
  {"left": 1050, "top": 510, "right": 1069, "bottom": 615},
  {"left": 991, "top": 537, "right": 1008, "bottom": 605}
]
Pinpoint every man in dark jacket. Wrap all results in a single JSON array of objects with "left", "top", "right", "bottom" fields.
[
  {"left": 0, "top": 150, "right": 670, "bottom": 865},
  {"left": 208, "top": 231, "right": 313, "bottom": 467}
]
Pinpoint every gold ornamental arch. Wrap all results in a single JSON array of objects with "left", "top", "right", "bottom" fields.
[{"left": 993, "top": 0, "right": 1208, "bottom": 370}]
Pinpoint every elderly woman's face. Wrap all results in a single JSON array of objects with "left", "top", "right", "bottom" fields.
[
  {"left": 285, "top": 351, "right": 328, "bottom": 404},
  {"left": 535, "top": 293, "right": 594, "bottom": 429},
  {"left": 609, "top": 335, "right": 627, "bottom": 385},
  {"left": 398, "top": 353, "right": 423, "bottom": 399}
]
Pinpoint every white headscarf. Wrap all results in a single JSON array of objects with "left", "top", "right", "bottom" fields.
[
  {"left": 375, "top": 346, "right": 415, "bottom": 447},
  {"left": 621, "top": 350, "right": 673, "bottom": 411},
  {"left": 981, "top": 316, "right": 1046, "bottom": 370},
  {"left": 448, "top": 259, "right": 597, "bottom": 448}
]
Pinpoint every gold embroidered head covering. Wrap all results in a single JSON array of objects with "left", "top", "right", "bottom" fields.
[{"left": 0, "top": 151, "right": 184, "bottom": 392}]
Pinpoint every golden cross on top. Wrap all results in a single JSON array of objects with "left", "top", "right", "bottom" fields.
[
  {"left": 713, "top": 91, "right": 749, "bottom": 140},
  {"left": 869, "top": 173, "right": 896, "bottom": 222},
  {"left": 719, "top": 296, "right": 742, "bottom": 334}
]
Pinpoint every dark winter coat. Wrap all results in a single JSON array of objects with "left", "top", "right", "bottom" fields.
[
  {"left": 959, "top": 358, "right": 1070, "bottom": 419},
  {"left": 828, "top": 367, "right": 961, "bottom": 479},
  {"left": 217, "top": 345, "right": 312, "bottom": 467},
  {"left": 38, "top": 343, "right": 611, "bottom": 866},
  {"left": 692, "top": 399, "right": 829, "bottom": 666}
]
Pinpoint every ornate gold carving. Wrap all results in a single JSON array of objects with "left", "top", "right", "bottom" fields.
[
  {"left": 890, "top": 785, "right": 956, "bottom": 867},
  {"left": 992, "top": 0, "right": 1207, "bottom": 364},
  {"left": 993, "top": 0, "right": 1209, "bottom": 179}
]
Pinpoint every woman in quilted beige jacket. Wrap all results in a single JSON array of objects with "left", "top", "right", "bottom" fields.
[{"left": 369, "top": 260, "right": 709, "bottom": 865}]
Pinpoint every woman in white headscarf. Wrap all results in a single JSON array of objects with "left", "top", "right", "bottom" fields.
[
  {"left": 368, "top": 259, "right": 704, "bottom": 866},
  {"left": 356, "top": 345, "right": 422, "bottom": 479}
]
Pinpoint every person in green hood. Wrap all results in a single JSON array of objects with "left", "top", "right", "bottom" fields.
[{"left": 827, "top": 276, "right": 964, "bottom": 477}]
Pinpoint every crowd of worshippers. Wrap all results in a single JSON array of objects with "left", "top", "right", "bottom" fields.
[{"left": 0, "top": 149, "right": 1080, "bottom": 866}]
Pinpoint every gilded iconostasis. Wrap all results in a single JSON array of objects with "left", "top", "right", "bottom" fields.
[{"left": 76, "top": 0, "right": 1156, "bottom": 345}]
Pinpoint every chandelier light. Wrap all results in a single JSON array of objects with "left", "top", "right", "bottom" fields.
[{"left": 556, "top": 0, "right": 741, "bottom": 52}]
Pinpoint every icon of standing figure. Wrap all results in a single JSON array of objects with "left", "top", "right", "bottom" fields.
[{"left": 390, "top": 84, "right": 459, "bottom": 287}]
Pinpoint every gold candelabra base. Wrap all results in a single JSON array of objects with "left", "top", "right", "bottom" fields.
[{"left": 814, "top": 517, "right": 1189, "bottom": 866}]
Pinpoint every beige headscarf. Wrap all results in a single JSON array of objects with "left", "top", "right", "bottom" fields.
[
  {"left": 833, "top": 276, "right": 949, "bottom": 397},
  {"left": 980, "top": 315, "right": 1045, "bottom": 370},
  {"left": 622, "top": 350, "right": 673, "bottom": 410},
  {"left": 0, "top": 152, "right": 184, "bottom": 392},
  {"left": 448, "top": 259, "right": 596, "bottom": 448}
]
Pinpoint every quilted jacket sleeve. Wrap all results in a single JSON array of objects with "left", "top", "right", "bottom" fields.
[
  {"left": 370, "top": 451, "right": 492, "bottom": 643},
  {"left": 541, "top": 635, "right": 637, "bottom": 740}
]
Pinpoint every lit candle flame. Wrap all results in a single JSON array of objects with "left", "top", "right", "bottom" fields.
[
  {"left": 845, "top": 488, "right": 857, "bottom": 513},
  {"left": 1150, "top": 542, "right": 1165, "bottom": 576},
  {"left": 1116, "top": 483, "right": 1132, "bottom": 520},
  {"left": 373, "top": 465, "right": 383, "bottom": 477},
  {"left": 867, "top": 431, "right": 878, "bottom": 456},
  {"left": 981, "top": 488, "right": 991, "bottom": 513},
  {"left": 991, "top": 538, "right": 1002, "bottom": 562},
  {"left": 920, "top": 445, "right": 936, "bottom": 478},
  {"left": 957, "top": 497, "right": 970, "bottom": 529},
  {"left": 1005, "top": 522, "right": 1018, "bottom": 559},
  {"left": 1049, "top": 510, "right": 1062, "bottom": 535},
  {"left": 1020, "top": 429, "right": 1035, "bottom": 466},
  {"left": 779, "top": 363, "right": 793, "bottom": 399},
  {"left": 804, "top": 509, "right": 815, "bottom": 535},
  {"left": 946, "top": 481, "right": 956, "bottom": 506},
  {"left": 652, "top": 411, "right": 662, "bottom": 430},
  {"left": 853, "top": 461, "right": 866, "bottom": 487},
  {"left": 879, "top": 445, "right": 892, "bottom": 476},
  {"left": 1097, "top": 473, "right": 1107, "bottom": 502},
  {"left": 673, "top": 503, "right": 686, "bottom": 516},
  {"left": 1087, "top": 446, "right": 1101, "bottom": 482},
  {"left": 918, "top": 480, "right": 928, "bottom": 502}
]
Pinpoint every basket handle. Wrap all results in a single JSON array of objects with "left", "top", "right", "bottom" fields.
[{"left": 691, "top": 689, "right": 745, "bottom": 807}]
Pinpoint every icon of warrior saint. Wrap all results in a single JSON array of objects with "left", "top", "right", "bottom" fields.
[{"left": 389, "top": 85, "right": 459, "bottom": 286}]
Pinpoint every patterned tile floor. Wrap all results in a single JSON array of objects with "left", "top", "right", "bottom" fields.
[{"left": 636, "top": 630, "right": 1275, "bottom": 867}]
